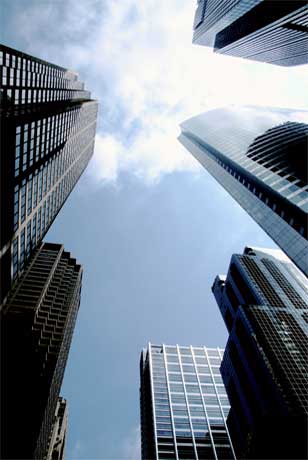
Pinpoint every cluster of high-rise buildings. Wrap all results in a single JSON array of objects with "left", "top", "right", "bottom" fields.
[
  {"left": 0, "top": 44, "right": 98, "bottom": 458},
  {"left": 140, "top": 2, "right": 308, "bottom": 460},
  {"left": 0, "top": 1, "right": 307, "bottom": 459}
]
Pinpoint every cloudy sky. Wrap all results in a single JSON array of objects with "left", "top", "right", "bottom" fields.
[{"left": 2, "top": 0, "right": 308, "bottom": 458}]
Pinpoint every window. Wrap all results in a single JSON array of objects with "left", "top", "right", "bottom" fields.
[
  {"left": 168, "top": 364, "right": 181, "bottom": 372},
  {"left": 20, "top": 182, "right": 26, "bottom": 223},
  {"left": 26, "top": 222, "right": 31, "bottom": 257},
  {"left": 185, "top": 384, "right": 200, "bottom": 394},
  {"left": 171, "top": 394, "right": 186, "bottom": 404},
  {"left": 197, "top": 365, "right": 209, "bottom": 374},
  {"left": 13, "top": 186, "right": 19, "bottom": 230},
  {"left": 168, "top": 373, "right": 181, "bottom": 382},
  {"left": 207, "top": 407, "right": 223, "bottom": 418},
  {"left": 172, "top": 408, "right": 188, "bottom": 417},
  {"left": 201, "top": 385, "right": 216, "bottom": 395},
  {"left": 170, "top": 383, "right": 184, "bottom": 393},
  {"left": 12, "top": 237, "right": 19, "bottom": 278},
  {"left": 184, "top": 374, "right": 198, "bottom": 383},
  {"left": 27, "top": 177, "right": 33, "bottom": 216},
  {"left": 182, "top": 365, "right": 195, "bottom": 373},
  {"left": 181, "top": 356, "right": 194, "bottom": 364},
  {"left": 195, "top": 356, "right": 207, "bottom": 364},
  {"left": 174, "top": 421, "right": 190, "bottom": 430},
  {"left": 198, "top": 375, "right": 213, "bottom": 384},
  {"left": 187, "top": 394, "right": 202, "bottom": 405},
  {"left": 179, "top": 347, "right": 191, "bottom": 355},
  {"left": 32, "top": 214, "right": 37, "bottom": 246},
  {"left": 20, "top": 228, "right": 25, "bottom": 269},
  {"left": 167, "top": 355, "right": 179, "bottom": 363}
]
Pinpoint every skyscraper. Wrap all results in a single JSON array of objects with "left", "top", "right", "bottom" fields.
[
  {"left": 192, "top": 1, "right": 308, "bottom": 66},
  {"left": 179, "top": 106, "right": 308, "bottom": 276},
  {"left": 1, "top": 242, "right": 82, "bottom": 459},
  {"left": 212, "top": 246, "right": 308, "bottom": 459},
  {"left": 0, "top": 44, "right": 98, "bottom": 304},
  {"left": 140, "top": 343, "right": 236, "bottom": 460},
  {"left": 46, "top": 397, "right": 68, "bottom": 460}
]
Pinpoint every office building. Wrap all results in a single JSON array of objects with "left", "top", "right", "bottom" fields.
[
  {"left": 0, "top": 44, "right": 98, "bottom": 304},
  {"left": 212, "top": 246, "right": 308, "bottom": 459},
  {"left": 1, "top": 242, "right": 82, "bottom": 459},
  {"left": 140, "top": 343, "right": 236, "bottom": 459},
  {"left": 193, "top": 1, "right": 308, "bottom": 66},
  {"left": 179, "top": 106, "right": 308, "bottom": 276},
  {"left": 46, "top": 397, "right": 68, "bottom": 460}
]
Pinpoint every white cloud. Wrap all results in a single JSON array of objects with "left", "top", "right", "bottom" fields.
[
  {"left": 89, "top": 134, "right": 122, "bottom": 184},
  {"left": 10, "top": 0, "right": 308, "bottom": 184},
  {"left": 89, "top": 120, "right": 201, "bottom": 186}
]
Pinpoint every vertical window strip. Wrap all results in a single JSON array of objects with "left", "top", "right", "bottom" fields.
[
  {"left": 162, "top": 345, "right": 179, "bottom": 460},
  {"left": 192, "top": 347, "right": 218, "bottom": 460}
]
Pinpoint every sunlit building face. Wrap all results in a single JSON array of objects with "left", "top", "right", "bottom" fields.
[
  {"left": 0, "top": 44, "right": 98, "bottom": 304},
  {"left": 140, "top": 343, "right": 236, "bottom": 460},
  {"left": 179, "top": 106, "right": 308, "bottom": 276}
]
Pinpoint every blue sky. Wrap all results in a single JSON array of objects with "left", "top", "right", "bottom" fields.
[{"left": 2, "top": 0, "right": 308, "bottom": 458}]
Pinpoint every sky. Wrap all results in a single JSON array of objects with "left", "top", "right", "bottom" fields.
[{"left": 2, "top": 0, "right": 308, "bottom": 458}]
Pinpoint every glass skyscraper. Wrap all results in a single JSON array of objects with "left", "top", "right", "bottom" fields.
[
  {"left": 140, "top": 343, "right": 236, "bottom": 460},
  {"left": 193, "top": 1, "right": 308, "bottom": 66},
  {"left": 179, "top": 106, "right": 308, "bottom": 276},
  {"left": 1, "top": 242, "right": 82, "bottom": 459},
  {"left": 0, "top": 44, "right": 98, "bottom": 304},
  {"left": 212, "top": 246, "right": 308, "bottom": 459}
]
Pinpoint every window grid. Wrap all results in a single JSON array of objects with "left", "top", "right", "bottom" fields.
[
  {"left": 148, "top": 344, "right": 235, "bottom": 460},
  {"left": 9, "top": 103, "right": 97, "bottom": 281}
]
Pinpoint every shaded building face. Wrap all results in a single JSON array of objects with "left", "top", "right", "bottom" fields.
[
  {"left": 0, "top": 44, "right": 98, "bottom": 304},
  {"left": 140, "top": 343, "right": 236, "bottom": 460},
  {"left": 212, "top": 247, "right": 308, "bottom": 459},
  {"left": 179, "top": 106, "right": 308, "bottom": 276},
  {"left": 193, "top": 1, "right": 308, "bottom": 66},
  {"left": 1, "top": 243, "right": 82, "bottom": 459}
]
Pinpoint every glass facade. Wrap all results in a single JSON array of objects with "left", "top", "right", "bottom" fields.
[
  {"left": 1, "top": 243, "right": 82, "bottom": 459},
  {"left": 193, "top": 1, "right": 308, "bottom": 66},
  {"left": 179, "top": 106, "right": 308, "bottom": 276},
  {"left": 212, "top": 246, "right": 308, "bottom": 459},
  {"left": 0, "top": 46, "right": 90, "bottom": 105},
  {"left": 0, "top": 44, "right": 98, "bottom": 304},
  {"left": 140, "top": 343, "right": 236, "bottom": 460}
]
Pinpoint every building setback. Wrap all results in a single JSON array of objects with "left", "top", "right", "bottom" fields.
[
  {"left": 212, "top": 246, "right": 308, "bottom": 459},
  {"left": 1, "top": 242, "right": 82, "bottom": 459},
  {"left": 140, "top": 343, "right": 236, "bottom": 460},
  {"left": 0, "top": 44, "right": 98, "bottom": 304},
  {"left": 192, "top": 1, "right": 308, "bottom": 66},
  {"left": 46, "top": 397, "right": 68, "bottom": 460},
  {"left": 179, "top": 106, "right": 308, "bottom": 276}
]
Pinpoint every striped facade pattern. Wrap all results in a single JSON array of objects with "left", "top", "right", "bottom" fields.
[
  {"left": 179, "top": 106, "right": 308, "bottom": 276},
  {"left": 212, "top": 247, "right": 308, "bottom": 458},
  {"left": 1, "top": 243, "right": 82, "bottom": 459},
  {"left": 193, "top": 1, "right": 308, "bottom": 66},
  {"left": 140, "top": 344, "right": 236, "bottom": 460},
  {"left": 0, "top": 45, "right": 90, "bottom": 106},
  {"left": 193, "top": 0, "right": 260, "bottom": 44},
  {"left": 0, "top": 44, "right": 98, "bottom": 304}
]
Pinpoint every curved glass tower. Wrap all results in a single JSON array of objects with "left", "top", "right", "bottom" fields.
[{"left": 179, "top": 106, "right": 308, "bottom": 276}]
